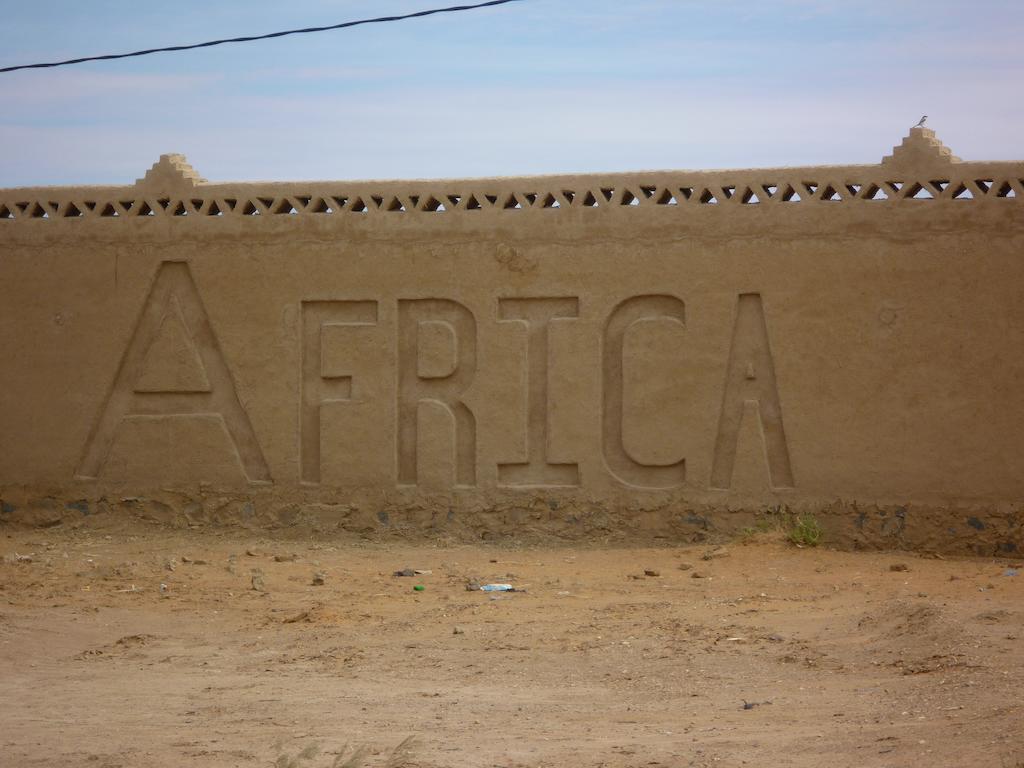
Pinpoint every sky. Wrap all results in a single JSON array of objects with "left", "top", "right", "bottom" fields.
[{"left": 0, "top": 0, "right": 1022, "bottom": 187}]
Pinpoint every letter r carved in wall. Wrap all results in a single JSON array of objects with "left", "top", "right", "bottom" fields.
[{"left": 397, "top": 299, "right": 478, "bottom": 487}]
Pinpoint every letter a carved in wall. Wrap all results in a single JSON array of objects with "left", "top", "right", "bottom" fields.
[
  {"left": 710, "top": 293, "right": 794, "bottom": 489},
  {"left": 76, "top": 261, "right": 271, "bottom": 483}
]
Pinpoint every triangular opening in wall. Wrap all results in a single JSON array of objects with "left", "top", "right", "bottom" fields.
[
  {"left": 699, "top": 188, "right": 718, "bottom": 204},
  {"left": 846, "top": 184, "right": 861, "bottom": 197},
  {"left": 207, "top": 201, "right": 222, "bottom": 216},
  {"left": 0, "top": 205, "right": 12, "bottom": 219},
  {"left": 329, "top": 197, "right": 346, "bottom": 210},
  {"left": 974, "top": 179, "right": 993, "bottom": 194},
  {"left": 258, "top": 197, "right": 275, "bottom": 209},
  {"left": 821, "top": 185, "right": 841, "bottom": 201},
  {"left": 907, "top": 183, "right": 933, "bottom": 199},
  {"left": 242, "top": 200, "right": 261, "bottom": 215},
  {"left": 601, "top": 188, "right": 615, "bottom": 202},
  {"left": 930, "top": 180, "right": 949, "bottom": 193},
  {"left": 523, "top": 193, "right": 538, "bottom": 206},
  {"left": 120, "top": 201, "right": 135, "bottom": 213},
  {"left": 951, "top": 184, "right": 973, "bottom": 200},
  {"left": 465, "top": 195, "right": 481, "bottom": 210},
  {"left": 137, "top": 201, "right": 155, "bottom": 216},
  {"left": 64, "top": 202, "right": 83, "bottom": 218},
  {"left": 171, "top": 201, "right": 188, "bottom": 216},
  {"left": 134, "top": 297, "right": 211, "bottom": 393},
  {"left": 621, "top": 190, "right": 639, "bottom": 206},
  {"left": 421, "top": 196, "right": 443, "bottom": 212},
  {"left": 447, "top": 195, "right": 462, "bottom": 208},
  {"left": 780, "top": 185, "right": 800, "bottom": 202},
  {"left": 485, "top": 194, "right": 498, "bottom": 205},
  {"left": 679, "top": 187, "right": 694, "bottom": 200},
  {"left": 640, "top": 185, "right": 657, "bottom": 199},
  {"left": 997, "top": 182, "right": 1017, "bottom": 198},
  {"left": 721, "top": 185, "right": 736, "bottom": 199},
  {"left": 275, "top": 199, "right": 298, "bottom": 214},
  {"left": 762, "top": 184, "right": 778, "bottom": 198},
  {"left": 802, "top": 182, "right": 818, "bottom": 197},
  {"left": 863, "top": 185, "right": 888, "bottom": 201},
  {"left": 503, "top": 194, "right": 522, "bottom": 210},
  {"left": 741, "top": 188, "right": 760, "bottom": 204},
  {"left": 311, "top": 198, "right": 333, "bottom": 213},
  {"left": 386, "top": 197, "right": 406, "bottom": 212},
  {"left": 350, "top": 197, "right": 368, "bottom": 213},
  {"left": 582, "top": 191, "right": 599, "bottom": 207},
  {"left": 100, "top": 203, "right": 119, "bottom": 217},
  {"left": 657, "top": 189, "right": 677, "bottom": 205},
  {"left": 31, "top": 203, "right": 49, "bottom": 219},
  {"left": 541, "top": 193, "right": 559, "bottom": 209}
]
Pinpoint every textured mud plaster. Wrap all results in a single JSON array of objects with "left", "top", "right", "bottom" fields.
[{"left": 1, "top": 129, "right": 1023, "bottom": 554}]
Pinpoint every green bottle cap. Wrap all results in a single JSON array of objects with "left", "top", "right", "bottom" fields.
[{"left": 413, "top": 585, "right": 425, "bottom": 591}]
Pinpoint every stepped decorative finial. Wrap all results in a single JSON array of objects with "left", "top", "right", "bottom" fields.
[
  {"left": 881, "top": 126, "right": 960, "bottom": 169},
  {"left": 135, "top": 154, "right": 206, "bottom": 193}
]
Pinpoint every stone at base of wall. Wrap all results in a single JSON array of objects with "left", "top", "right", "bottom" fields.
[{"left": 1, "top": 487, "right": 1019, "bottom": 558}]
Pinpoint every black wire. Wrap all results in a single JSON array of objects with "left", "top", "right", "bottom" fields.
[{"left": 0, "top": 0, "right": 526, "bottom": 74}]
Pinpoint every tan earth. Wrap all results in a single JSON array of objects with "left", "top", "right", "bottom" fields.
[{"left": 1, "top": 519, "right": 1022, "bottom": 768}]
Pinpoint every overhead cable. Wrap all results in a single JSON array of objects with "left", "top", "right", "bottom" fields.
[{"left": 0, "top": 0, "right": 526, "bottom": 74}]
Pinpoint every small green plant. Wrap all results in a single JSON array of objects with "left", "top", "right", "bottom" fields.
[
  {"left": 787, "top": 514, "right": 822, "bottom": 547},
  {"left": 737, "top": 515, "right": 784, "bottom": 542}
]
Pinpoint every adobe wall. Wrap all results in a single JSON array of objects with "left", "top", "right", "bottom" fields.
[{"left": 2, "top": 128, "right": 1023, "bottom": 554}]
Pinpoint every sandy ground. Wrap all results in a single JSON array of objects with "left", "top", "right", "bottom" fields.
[{"left": 1, "top": 520, "right": 1022, "bottom": 768}]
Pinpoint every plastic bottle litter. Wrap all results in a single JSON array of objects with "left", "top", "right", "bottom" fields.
[{"left": 480, "top": 584, "right": 516, "bottom": 592}]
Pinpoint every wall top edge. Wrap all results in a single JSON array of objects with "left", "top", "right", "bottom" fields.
[
  {"left": 3, "top": 159, "right": 1024, "bottom": 197},
  {"left": 1, "top": 128, "right": 1020, "bottom": 197},
  {"left": 1, "top": 130, "right": 1021, "bottom": 218}
]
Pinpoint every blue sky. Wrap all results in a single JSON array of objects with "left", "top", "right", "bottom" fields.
[{"left": 1, "top": 0, "right": 1022, "bottom": 186}]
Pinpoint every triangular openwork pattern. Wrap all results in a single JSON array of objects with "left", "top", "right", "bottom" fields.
[{"left": 2, "top": 134, "right": 1021, "bottom": 224}]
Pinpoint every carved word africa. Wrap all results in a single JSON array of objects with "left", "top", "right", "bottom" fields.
[{"left": 77, "top": 261, "right": 794, "bottom": 490}]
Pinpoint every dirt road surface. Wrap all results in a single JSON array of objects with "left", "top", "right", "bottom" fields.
[{"left": 1, "top": 521, "right": 1022, "bottom": 768}]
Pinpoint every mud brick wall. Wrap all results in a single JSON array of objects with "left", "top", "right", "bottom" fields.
[{"left": 2, "top": 128, "right": 1023, "bottom": 554}]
